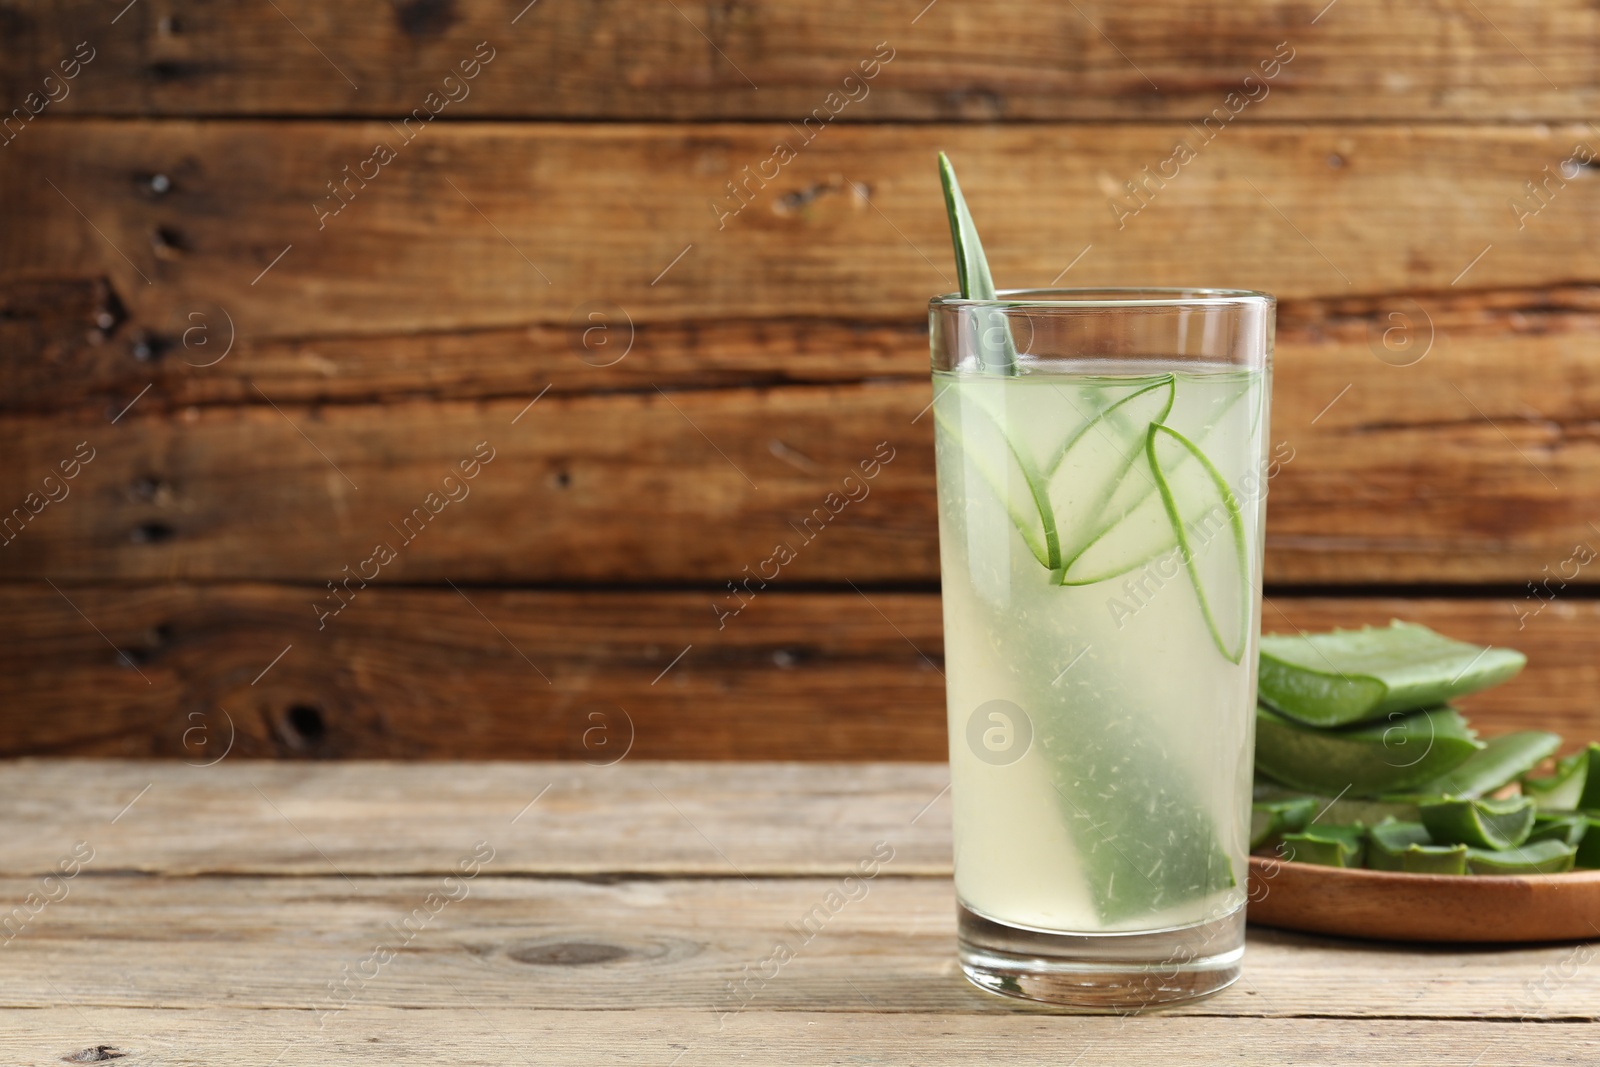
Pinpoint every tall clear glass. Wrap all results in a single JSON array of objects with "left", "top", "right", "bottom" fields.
[{"left": 930, "top": 288, "right": 1274, "bottom": 1008}]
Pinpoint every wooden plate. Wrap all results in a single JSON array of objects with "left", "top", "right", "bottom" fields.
[{"left": 1246, "top": 855, "right": 1600, "bottom": 942}]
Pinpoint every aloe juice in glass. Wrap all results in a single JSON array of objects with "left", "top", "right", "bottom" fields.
[{"left": 931, "top": 289, "right": 1273, "bottom": 1007}]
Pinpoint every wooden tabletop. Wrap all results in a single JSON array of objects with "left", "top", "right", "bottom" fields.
[{"left": 2, "top": 761, "right": 1596, "bottom": 1065}]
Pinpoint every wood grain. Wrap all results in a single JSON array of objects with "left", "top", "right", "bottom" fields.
[
  {"left": 3, "top": 358, "right": 1600, "bottom": 582},
  {"left": 0, "top": 760, "right": 955, "bottom": 876},
  {"left": 3, "top": 1011, "right": 1592, "bottom": 1066},
  {"left": 5, "top": 122, "right": 1598, "bottom": 338},
  {"left": 3, "top": 763, "right": 1596, "bottom": 1059},
  {"left": 0, "top": 593, "right": 1594, "bottom": 763},
  {"left": 6, "top": 283, "right": 1600, "bottom": 413},
  {"left": 3, "top": 1, "right": 1599, "bottom": 120},
  {"left": 4, "top": 874, "right": 1598, "bottom": 1019}
]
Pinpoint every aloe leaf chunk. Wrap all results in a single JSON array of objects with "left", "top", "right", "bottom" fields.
[
  {"left": 1528, "top": 812, "right": 1589, "bottom": 849},
  {"left": 1258, "top": 622, "right": 1527, "bottom": 728},
  {"left": 1254, "top": 704, "right": 1483, "bottom": 797},
  {"left": 1146, "top": 423, "right": 1251, "bottom": 664},
  {"left": 1253, "top": 782, "right": 1423, "bottom": 826},
  {"left": 1057, "top": 377, "right": 1255, "bottom": 587},
  {"left": 1406, "top": 730, "right": 1561, "bottom": 799},
  {"left": 1250, "top": 796, "right": 1319, "bottom": 850},
  {"left": 1281, "top": 823, "right": 1366, "bottom": 868},
  {"left": 1577, "top": 817, "right": 1600, "bottom": 869},
  {"left": 937, "top": 152, "right": 1015, "bottom": 373},
  {"left": 1419, "top": 796, "right": 1536, "bottom": 850},
  {"left": 1531, "top": 812, "right": 1600, "bottom": 869},
  {"left": 1366, "top": 820, "right": 1469, "bottom": 875},
  {"left": 1522, "top": 742, "right": 1600, "bottom": 812},
  {"left": 1045, "top": 376, "right": 1174, "bottom": 569},
  {"left": 933, "top": 388, "right": 1058, "bottom": 569},
  {"left": 1465, "top": 839, "right": 1577, "bottom": 875}
]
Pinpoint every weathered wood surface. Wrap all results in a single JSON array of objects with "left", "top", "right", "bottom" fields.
[
  {"left": 4, "top": 0, "right": 1599, "bottom": 120},
  {"left": 2, "top": 593, "right": 1594, "bottom": 760},
  {"left": 5, "top": 123, "right": 1597, "bottom": 337},
  {"left": 1, "top": 372, "right": 1597, "bottom": 583},
  {"left": 4, "top": 1012, "right": 1593, "bottom": 1067},
  {"left": 0, "top": 761, "right": 956, "bottom": 876},
  {"left": 1, "top": 762, "right": 1596, "bottom": 1064},
  {"left": 6, "top": 875, "right": 1600, "bottom": 1019},
  {"left": 5, "top": 281, "right": 1598, "bottom": 412}
]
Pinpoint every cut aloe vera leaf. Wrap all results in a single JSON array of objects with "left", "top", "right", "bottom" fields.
[
  {"left": 1577, "top": 817, "right": 1600, "bottom": 869},
  {"left": 1058, "top": 375, "right": 1254, "bottom": 587},
  {"left": 937, "top": 152, "right": 1015, "bottom": 374},
  {"left": 1251, "top": 781, "right": 1423, "bottom": 824},
  {"left": 1465, "top": 839, "right": 1576, "bottom": 875},
  {"left": 933, "top": 388, "right": 1059, "bottom": 570},
  {"left": 1528, "top": 812, "right": 1589, "bottom": 848},
  {"left": 1281, "top": 823, "right": 1365, "bottom": 868},
  {"left": 1406, "top": 730, "right": 1562, "bottom": 799},
  {"left": 1366, "top": 820, "right": 1469, "bottom": 875},
  {"left": 1250, "top": 796, "right": 1319, "bottom": 850},
  {"left": 1255, "top": 704, "right": 1483, "bottom": 797},
  {"left": 1044, "top": 376, "right": 1175, "bottom": 564},
  {"left": 1522, "top": 742, "right": 1600, "bottom": 812},
  {"left": 1419, "top": 795, "right": 1536, "bottom": 850},
  {"left": 1145, "top": 423, "right": 1250, "bottom": 663},
  {"left": 1257, "top": 621, "right": 1526, "bottom": 728},
  {"left": 1035, "top": 708, "right": 1236, "bottom": 925}
]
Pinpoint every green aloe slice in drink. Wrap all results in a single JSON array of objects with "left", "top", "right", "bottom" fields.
[
  {"left": 1146, "top": 423, "right": 1251, "bottom": 664},
  {"left": 938, "top": 151, "right": 1015, "bottom": 374},
  {"left": 1046, "top": 375, "right": 1175, "bottom": 581},
  {"left": 932, "top": 389, "right": 1058, "bottom": 570},
  {"left": 1057, "top": 375, "right": 1257, "bottom": 588}
]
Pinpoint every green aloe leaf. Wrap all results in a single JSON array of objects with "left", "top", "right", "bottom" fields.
[
  {"left": 1528, "top": 812, "right": 1589, "bottom": 848},
  {"left": 938, "top": 152, "right": 1016, "bottom": 373},
  {"left": 932, "top": 388, "right": 1059, "bottom": 569},
  {"left": 1419, "top": 796, "right": 1537, "bottom": 850},
  {"left": 1366, "top": 820, "right": 1469, "bottom": 875},
  {"left": 1253, "top": 782, "right": 1423, "bottom": 827},
  {"left": 1258, "top": 622, "right": 1526, "bottom": 728},
  {"left": 1057, "top": 375, "right": 1256, "bottom": 587},
  {"left": 1146, "top": 423, "right": 1250, "bottom": 664},
  {"left": 1254, "top": 704, "right": 1483, "bottom": 796},
  {"left": 1522, "top": 742, "right": 1600, "bottom": 812},
  {"left": 1250, "top": 796, "right": 1319, "bottom": 850},
  {"left": 1044, "top": 375, "right": 1175, "bottom": 577},
  {"left": 1406, "top": 730, "right": 1561, "bottom": 799},
  {"left": 1280, "top": 823, "right": 1366, "bottom": 868},
  {"left": 1465, "top": 839, "right": 1576, "bottom": 875}
]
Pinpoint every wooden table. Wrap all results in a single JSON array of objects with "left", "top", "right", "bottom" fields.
[{"left": 3, "top": 761, "right": 1596, "bottom": 1064}]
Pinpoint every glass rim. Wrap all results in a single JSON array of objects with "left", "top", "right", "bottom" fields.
[{"left": 929, "top": 287, "right": 1275, "bottom": 310}]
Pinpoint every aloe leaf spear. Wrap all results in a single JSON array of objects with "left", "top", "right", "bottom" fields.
[{"left": 938, "top": 152, "right": 1017, "bottom": 373}]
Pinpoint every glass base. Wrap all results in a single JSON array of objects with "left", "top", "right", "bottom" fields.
[{"left": 956, "top": 902, "right": 1245, "bottom": 1010}]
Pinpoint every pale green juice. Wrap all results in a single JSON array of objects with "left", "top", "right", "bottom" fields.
[{"left": 935, "top": 359, "right": 1268, "bottom": 933}]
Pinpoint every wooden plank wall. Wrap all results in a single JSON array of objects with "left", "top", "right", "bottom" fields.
[{"left": 1, "top": 0, "right": 1598, "bottom": 758}]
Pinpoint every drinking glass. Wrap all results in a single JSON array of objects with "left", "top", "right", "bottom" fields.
[{"left": 930, "top": 288, "right": 1274, "bottom": 1007}]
